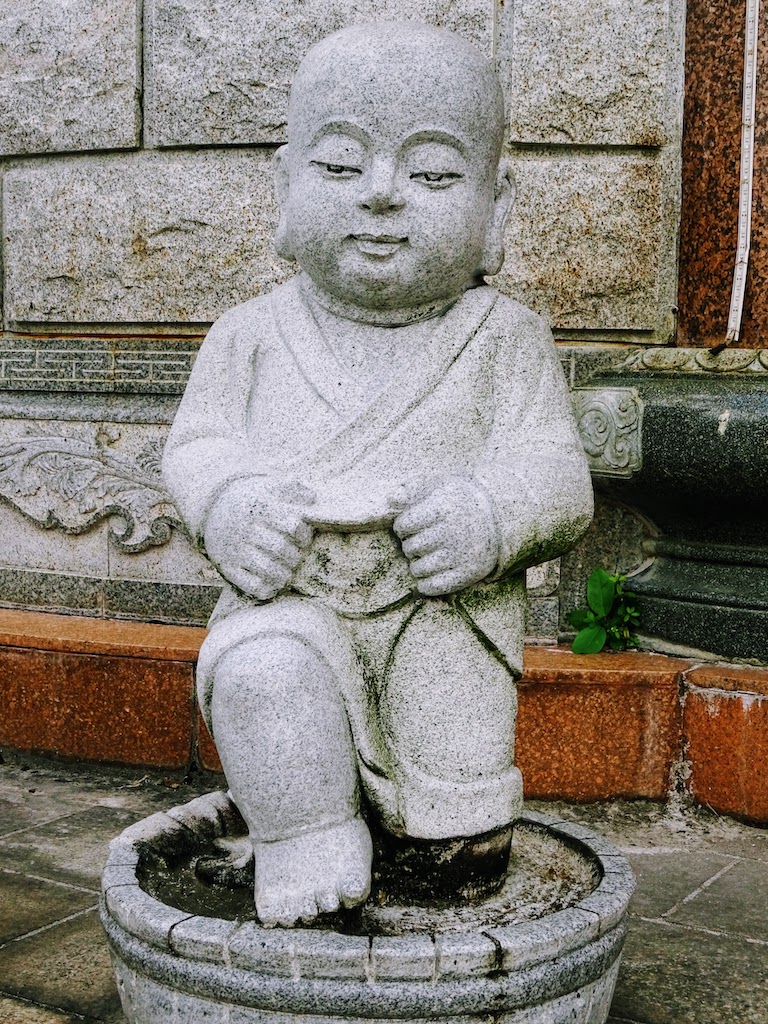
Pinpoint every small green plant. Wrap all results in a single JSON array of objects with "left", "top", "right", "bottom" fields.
[{"left": 567, "top": 567, "right": 640, "bottom": 654}]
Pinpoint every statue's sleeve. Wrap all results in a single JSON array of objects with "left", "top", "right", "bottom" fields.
[
  {"left": 474, "top": 310, "right": 593, "bottom": 577},
  {"left": 162, "top": 305, "right": 266, "bottom": 543}
]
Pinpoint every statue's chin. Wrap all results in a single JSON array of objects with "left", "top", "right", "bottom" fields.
[{"left": 298, "top": 272, "right": 466, "bottom": 327}]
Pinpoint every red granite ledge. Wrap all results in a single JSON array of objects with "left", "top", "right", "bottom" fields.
[
  {"left": 0, "top": 646, "right": 195, "bottom": 768},
  {"left": 517, "top": 647, "right": 685, "bottom": 802},
  {"left": 684, "top": 663, "right": 768, "bottom": 697},
  {"left": 0, "top": 607, "right": 207, "bottom": 662},
  {"left": 684, "top": 688, "right": 768, "bottom": 824},
  {"left": 521, "top": 645, "right": 692, "bottom": 685}
]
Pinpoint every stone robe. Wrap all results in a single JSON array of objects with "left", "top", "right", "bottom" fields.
[{"left": 163, "top": 276, "right": 593, "bottom": 839}]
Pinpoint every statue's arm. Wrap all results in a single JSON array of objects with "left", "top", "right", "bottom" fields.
[
  {"left": 474, "top": 312, "right": 594, "bottom": 578},
  {"left": 162, "top": 307, "right": 267, "bottom": 545},
  {"left": 163, "top": 305, "right": 315, "bottom": 599}
]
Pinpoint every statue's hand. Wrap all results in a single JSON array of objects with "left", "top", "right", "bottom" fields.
[
  {"left": 391, "top": 475, "right": 499, "bottom": 596},
  {"left": 203, "top": 478, "right": 315, "bottom": 600}
]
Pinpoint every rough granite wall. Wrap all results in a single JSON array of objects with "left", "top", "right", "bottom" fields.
[{"left": 0, "top": 0, "right": 686, "bottom": 633}]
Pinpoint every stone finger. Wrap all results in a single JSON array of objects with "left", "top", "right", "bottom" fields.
[
  {"left": 393, "top": 501, "right": 442, "bottom": 539},
  {"left": 409, "top": 549, "right": 453, "bottom": 579},
  {"left": 238, "top": 546, "right": 292, "bottom": 588},
  {"left": 250, "top": 529, "right": 303, "bottom": 569},
  {"left": 401, "top": 525, "right": 444, "bottom": 559},
  {"left": 222, "top": 565, "right": 282, "bottom": 601},
  {"left": 416, "top": 570, "right": 468, "bottom": 597}
]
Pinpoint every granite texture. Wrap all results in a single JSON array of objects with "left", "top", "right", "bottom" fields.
[
  {"left": 499, "top": 155, "right": 662, "bottom": 332},
  {"left": 0, "top": 503, "right": 109, "bottom": 579},
  {"left": 508, "top": 0, "right": 671, "bottom": 146},
  {"left": 0, "top": 566, "right": 219, "bottom": 625},
  {"left": 0, "top": 0, "right": 139, "bottom": 156},
  {"left": 4, "top": 151, "right": 291, "bottom": 326},
  {"left": 100, "top": 798, "right": 631, "bottom": 1023},
  {"left": 684, "top": 671, "right": 768, "bottom": 823},
  {"left": 102, "top": 579, "right": 220, "bottom": 625},
  {"left": 163, "top": 23, "right": 593, "bottom": 927},
  {"left": 145, "top": 0, "right": 493, "bottom": 147},
  {"left": 677, "top": 0, "right": 768, "bottom": 346},
  {"left": 0, "top": 390, "right": 181, "bottom": 427},
  {"left": 0, "top": 646, "right": 194, "bottom": 768},
  {"left": 0, "top": 566, "right": 105, "bottom": 616}
]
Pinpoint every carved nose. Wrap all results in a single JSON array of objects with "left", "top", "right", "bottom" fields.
[{"left": 360, "top": 161, "right": 404, "bottom": 213}]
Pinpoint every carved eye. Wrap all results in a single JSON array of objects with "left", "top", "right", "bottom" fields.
[
  {"left": 410, "top": 171, "right": 462, "bottom": 189},
  {"left": 312, "top": 161, "right": 362, "bottom": 178}
]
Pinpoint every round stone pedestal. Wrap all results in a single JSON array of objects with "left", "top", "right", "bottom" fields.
[{"left": 100, "top": 792, "right": 634, "bottom": 1024}]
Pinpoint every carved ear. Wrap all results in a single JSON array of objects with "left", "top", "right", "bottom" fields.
[
  {"left": 272, "top": 145, "right": 296, "bottom": 262},
  {"left": 480, "top": 159, "right": 516, "bottom": 277}
]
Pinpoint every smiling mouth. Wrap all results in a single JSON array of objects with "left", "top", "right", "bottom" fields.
[{"left": 350, "top": 234, "right": 407, "bottom": 257}]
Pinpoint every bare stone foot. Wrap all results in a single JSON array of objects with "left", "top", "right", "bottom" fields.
[{"left": 254, "top": 818, "right": 373, "bottom": 928}]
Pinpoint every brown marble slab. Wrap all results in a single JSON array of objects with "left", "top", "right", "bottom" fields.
[{"left": 678, "top": 0, "right": 768, "bottom": 347}]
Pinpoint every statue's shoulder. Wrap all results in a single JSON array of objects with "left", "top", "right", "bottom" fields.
[
  {"left": 484, "top": 289, "right": 552, "bottom": 342},
  {"left": 208, "top": 279, "right": 295, "bottom": 336}
]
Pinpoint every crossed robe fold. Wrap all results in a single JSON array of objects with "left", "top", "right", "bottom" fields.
[
  {"left": 164, "top": 274, "right": 592, "bottom": 672},
  {"left": 163, "top": 276, "right": 593, "bottom": 836}
]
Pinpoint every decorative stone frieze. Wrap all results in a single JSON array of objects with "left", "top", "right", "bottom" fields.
[
  {"left": 624, "top": 347, "right": 768, "bottom": 373},
  {"left": 571, "top": 388, "right": 643, "bottom": 478},
  {"left": 0, "top": 426, "right": 180, "bottom": 553}
]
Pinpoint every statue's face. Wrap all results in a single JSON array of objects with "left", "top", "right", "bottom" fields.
[{"left": 276, "top": 36, "right": 507, "bottom": 314}]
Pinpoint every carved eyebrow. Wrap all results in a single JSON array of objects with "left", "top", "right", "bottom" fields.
[
  {"left": 308, "top": 121, "right": 370, "bottom": 147},
  {"left": 401, "top": 130, "right": 468, "bottom": 156}
]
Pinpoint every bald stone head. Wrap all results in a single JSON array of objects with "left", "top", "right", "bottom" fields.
[{"left": 274, "top": 23, "right": 513, "bottom": 321}]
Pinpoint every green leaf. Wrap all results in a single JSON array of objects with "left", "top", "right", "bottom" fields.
[
  {"left": 587, "top": 567, "right": 616, "bottom": 618},
  {"left": 572, "top": 623, "right": 608, "bottom": 654},
  {"left": 567, "top": 607, "right": 595, "bottom": 629}
]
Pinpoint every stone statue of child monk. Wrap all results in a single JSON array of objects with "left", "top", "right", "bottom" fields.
[{"left": 163, "top": 22, "right": 593, "bottom": 928}]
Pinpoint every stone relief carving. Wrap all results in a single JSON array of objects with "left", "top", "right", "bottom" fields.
[
  {"left": 571, "top": 387, "right": 642, "bottom": 477},
  {"left": 0, "top": 426, "right": 181, "bottom": 552},
  {"left": 624, "top": 347, "right": 768, "bottom": 373}
]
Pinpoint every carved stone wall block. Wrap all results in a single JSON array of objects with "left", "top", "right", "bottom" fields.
[
  {"left": 571, "top": 387, "right": 643, "bottom": 477},
  {"left": 0, "top": 421, "right": 181, "bottom": 553}
]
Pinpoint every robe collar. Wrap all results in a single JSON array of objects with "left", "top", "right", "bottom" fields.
[{"left": 270, "top": 277, "right": 499, "bottom": 483}]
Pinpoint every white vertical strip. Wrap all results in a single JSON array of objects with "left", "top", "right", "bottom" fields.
[{"left": 724, "top": 0, "right": 761, "bottom": 345}]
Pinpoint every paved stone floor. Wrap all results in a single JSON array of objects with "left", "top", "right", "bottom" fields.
[{"left": 0, "top": 751, "right": 766, "bottom": 1023}]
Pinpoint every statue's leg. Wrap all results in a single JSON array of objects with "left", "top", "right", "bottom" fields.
[
  {"left": 380, "top": 601, "right": 523, "bottom": 841},
  {"left": 210, "top": 634, "right": 372, "bottom": 927}
]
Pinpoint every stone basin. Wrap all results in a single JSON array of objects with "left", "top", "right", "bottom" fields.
[
  {"left": 588, "top": 352, "right": 768, "bottom": 661},
  {"left": 100, "top": 791, "right": 634, "bottom": 1024}
]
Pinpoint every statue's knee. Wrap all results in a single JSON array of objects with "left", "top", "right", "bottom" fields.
[{"left": 215, "top": 636, "right": 325, "bottom": 699}]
